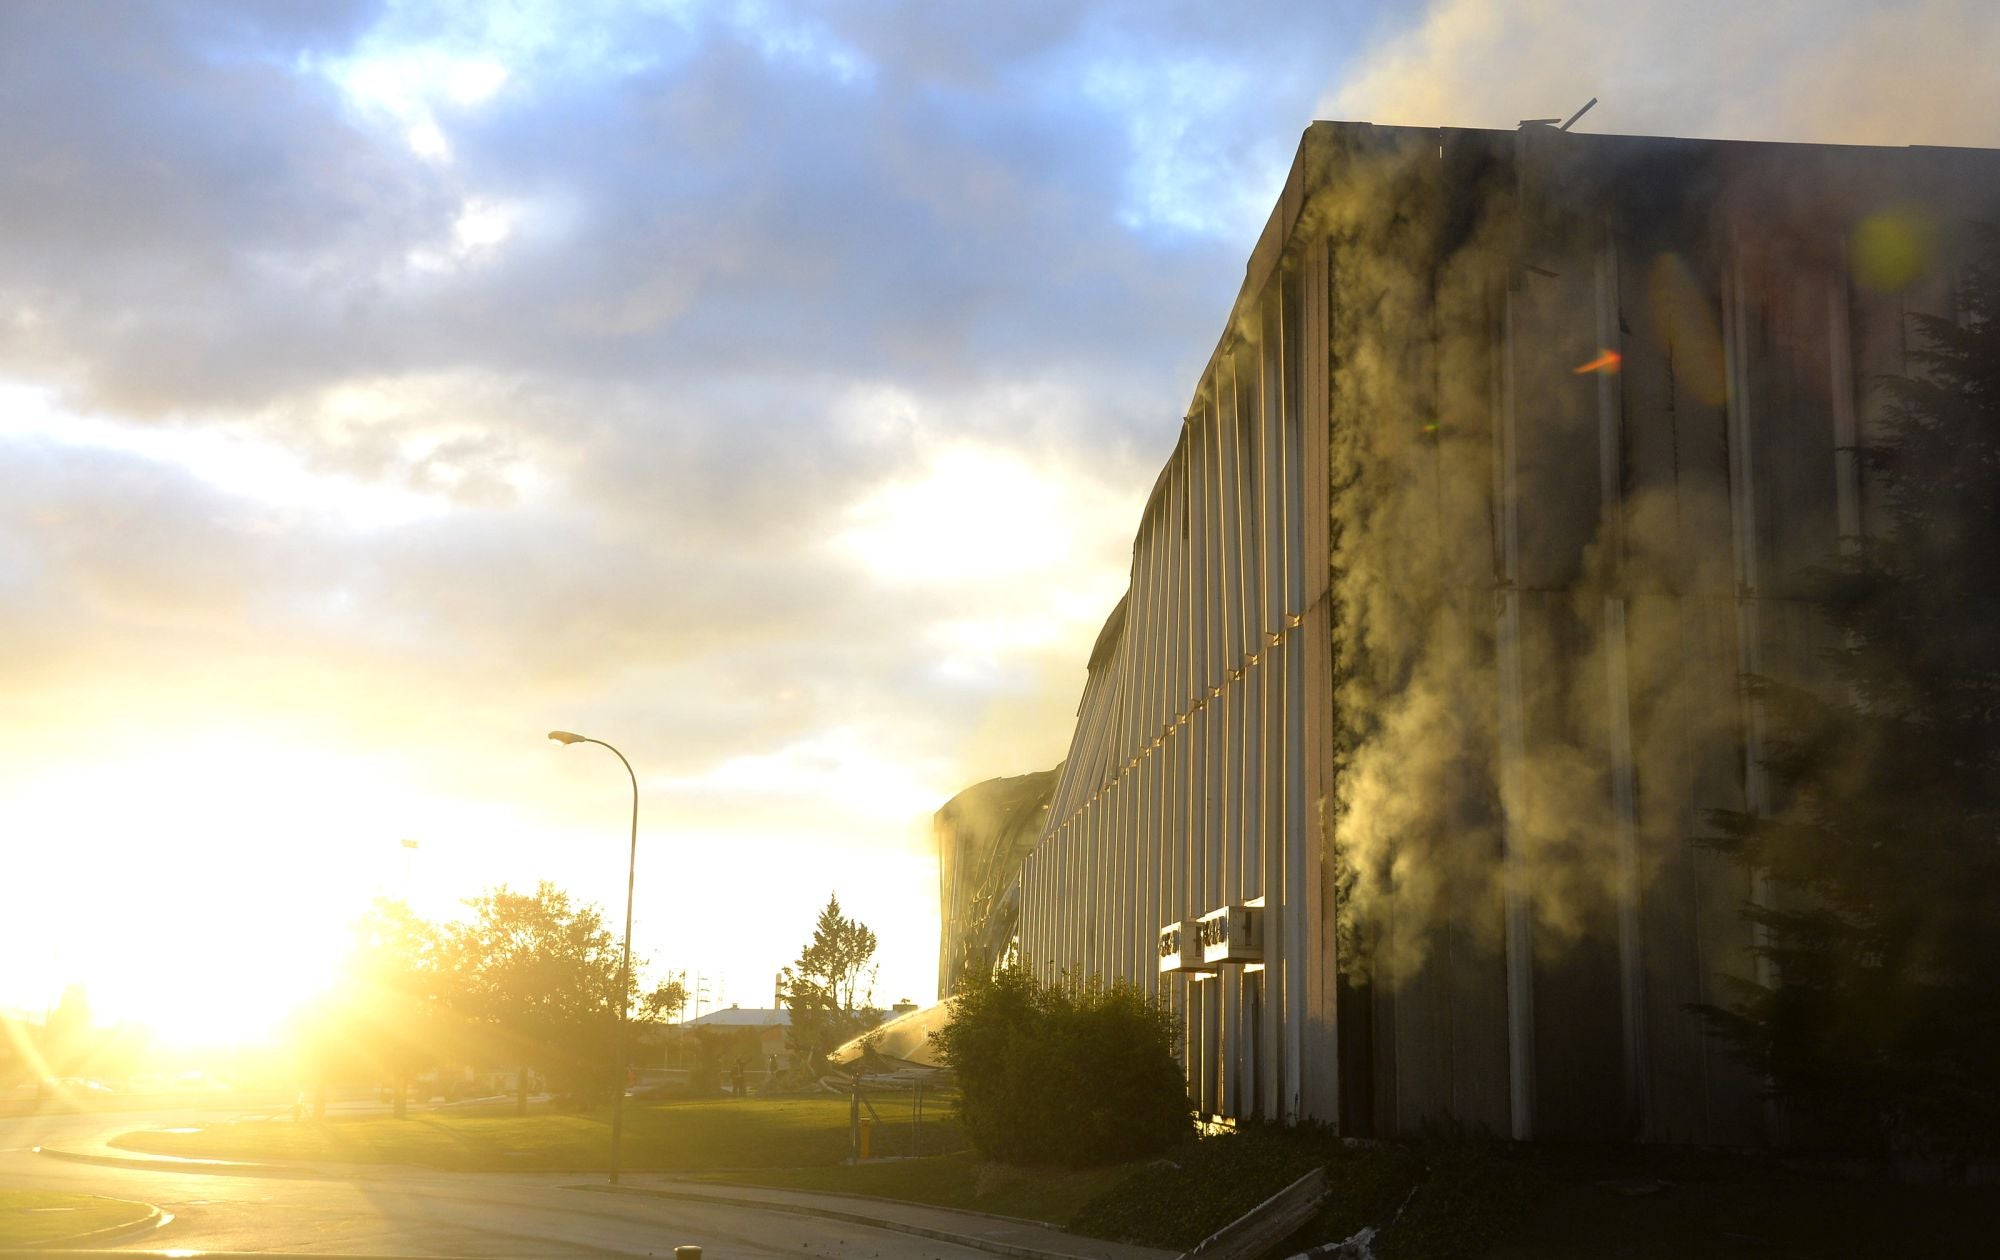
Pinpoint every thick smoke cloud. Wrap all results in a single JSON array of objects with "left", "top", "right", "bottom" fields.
[
  {"left": 1312, "top": 138, "right": 1743, "bottom": 984},
  {"left": 1238, "top": 0, "right": 2000, "bottom": 991},
  {"left": 1324, "top": 0, "right": 2000, "bottom": 151}
]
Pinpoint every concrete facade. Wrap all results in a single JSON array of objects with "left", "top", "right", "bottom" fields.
[{"left": 1002, "top": 121, "right": 2000, "bottom": 1143}]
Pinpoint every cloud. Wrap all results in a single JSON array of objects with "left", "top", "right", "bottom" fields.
[
  {"left": 24, "top": 0, "right": 1857, "bottom": 1023},
  {"left": 5, "top": 0, "right": 1988, "bottom": 1031}
]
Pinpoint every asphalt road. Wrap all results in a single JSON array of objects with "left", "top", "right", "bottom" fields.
[{"left": 0, "top": 1107, "right": 993, "bottom": 1258}]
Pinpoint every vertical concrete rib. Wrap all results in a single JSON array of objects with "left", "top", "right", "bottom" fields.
[
  {"left": 1494, "top": 285, "right": 1538, "bottom": 1140},
  {"left": 1168, "top": 472, "right": 1180, "bottom": 947},
  {"left": 1203, "top": 386, "right": 1228, "bottom": 1117},
  {"left": 1826, "top": 261, "right": 1862, "bottom": 548},
  {"left": 1155, "top": 479, "right": 1169, "bottom": 998},
  {"left": 1596, "top": 233, "right": 1649, "bottom": 1134},
  {"left": 1721, "top": 245, "right": 1774, "bottom": 1003},
  {"left": 1214, "top": 362, "right": 1238, "bottom": 1115},
  {"left": 1147, "top": 492, "right": 1165, "bottom": 979},
  {"left": 1240, "top": 341, "right": 1267, "bottom": 1118},
  {"left": 1097, "top": 785, "right": 1109, "bottom": 983},
  {"left": 1060, "top": 818, "right": 1071, "bottom": 982},
  {"left": 1192, "top": 407, "right": 1213, "bottom": 1062},
  {"left": 1259, "top": 281, "right": 1285, "bottom": 1120},
  {"left": 1079, "top": 809, "right": 1088, "bottom": 974},
  {"left": 1297, "top": 231, "right": 1337, "bottom": 1125},
  {"left": 1127, "top": 525, "right": 1146, "bottom": 984},
  {"left": 1136, "top": 528, "right": 1152, "bottom": 992},
  {"left": 1282, "top": 262, "right": 1310, "bottom": 1122}
]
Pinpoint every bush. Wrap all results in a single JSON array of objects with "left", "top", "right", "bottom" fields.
[{"left": 931, "top": 966, "right": 1191, "bottom": 1167}]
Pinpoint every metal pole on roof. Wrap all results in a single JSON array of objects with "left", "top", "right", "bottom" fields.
[{"left": 1561, "top": 97, "right": 1598, "bottom": 131}]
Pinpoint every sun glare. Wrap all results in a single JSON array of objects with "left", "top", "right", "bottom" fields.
[{"left": 0, "top": 736, "right": 404, "bottom": 1049}]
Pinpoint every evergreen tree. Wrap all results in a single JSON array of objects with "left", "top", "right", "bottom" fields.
[
  {"left": 1701, "top": 232, "right": 2000, "bottom": 1162},
  {"left": 778, "top": 893, "right": 879, "bottom": 1069}
]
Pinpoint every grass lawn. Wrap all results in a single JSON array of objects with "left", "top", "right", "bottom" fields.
[
  {"left": 688, "top": 1150, "right": 1145, "bottom": 1226},
  {"left": 0, "top": 1191, "right": 153, "bottom": 1247},
  {"left": 112, "top": 1095, "right": 966, "bottom": 1173}
]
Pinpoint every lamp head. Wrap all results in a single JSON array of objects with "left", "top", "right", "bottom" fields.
[{"left": 548, "top": 730, "right": 587, "bottom": 745}]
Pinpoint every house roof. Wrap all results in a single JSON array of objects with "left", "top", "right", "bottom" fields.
[{"left": 683, "top": 1006, "right": 789, "bottom": 1028}]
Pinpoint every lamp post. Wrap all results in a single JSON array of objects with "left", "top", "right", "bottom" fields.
[{"left": 548, "top": 729, "right": 639, "bottom": 1187}]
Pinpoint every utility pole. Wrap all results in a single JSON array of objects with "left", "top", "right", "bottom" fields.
[{"left": 546, "top": 730, "right": 641, "bottom": 1187}]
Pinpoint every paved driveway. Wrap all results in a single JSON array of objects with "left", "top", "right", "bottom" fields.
[{"left": 2, "top": 1108, "right": 998, "bottom": 1258}]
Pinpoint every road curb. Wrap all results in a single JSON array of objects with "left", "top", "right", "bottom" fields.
[
  {"left": 20, "top": 1200, "right": 166, "bottom": 1250},
  {"left": 669, "top": 1177, "right": 1065, "bottom": 1229},
  {"left": 567, "top": 1182, "right": 1112, "bottom": 1260},
  {"left": 32, "top": 1145, "right": 316, "bottom": 1179}
]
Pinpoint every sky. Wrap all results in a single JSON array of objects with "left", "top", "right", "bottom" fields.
[{"left": 4, "top": 0, "right": 1996, "bottom": 1050}]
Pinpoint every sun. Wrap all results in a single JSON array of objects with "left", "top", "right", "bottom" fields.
[{"left": 0, "top": 733, "right": 399, "bottom": 1051}]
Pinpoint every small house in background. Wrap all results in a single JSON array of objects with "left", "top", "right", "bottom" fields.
[{"left": 679, "top": 1005, "right": 792, "bottom": 1071}]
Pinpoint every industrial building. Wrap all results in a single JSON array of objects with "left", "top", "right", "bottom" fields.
[{"left": 940, "top": 121, "right": 2000, "bottom": 1145}]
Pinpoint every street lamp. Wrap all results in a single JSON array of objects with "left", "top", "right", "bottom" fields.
[{"left": 548, "top": 729, "right": 640, "bottom": 1187}]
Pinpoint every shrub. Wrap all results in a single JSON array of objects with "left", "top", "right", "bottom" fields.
[{"left": 931, "top": 966, "right": 1191, "bottom": 1166}]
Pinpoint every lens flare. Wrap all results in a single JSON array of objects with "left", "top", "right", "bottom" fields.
[
  {"left": 1852, "top": 208, "right": 1936, "bottom": 293},
  {"left": 1573, "top": 350, "right": 1622, "bottom": 375}
]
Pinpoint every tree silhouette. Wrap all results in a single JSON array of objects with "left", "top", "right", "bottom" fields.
[
  {"left": 777, "top": 893, "right": 879, "bottom": 1069},
  {"left": 296, "top": 898, "right": 459, "bottom": 1120},
  {"left": 644, "top": 975, "right": 688, "bottom": 1025},
  {"left": 1701, "top": 232, "right": 2000, "bottom": 1163},
  {"left": 296, "top": 886, "right": 682, "bottom": 1117},
  {"left": 443, "top": 882, "right": 632, "bottom": 1112}
]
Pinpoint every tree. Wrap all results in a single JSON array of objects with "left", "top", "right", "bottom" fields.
[
  {"left": 296, "top": 898, "right": 460, "bottom": 1120},
  {"left": 931, "top": 966, "right": 1190, "bottom": 1166},
  {"left": 630, "top": 974, "right": 688, "bottom": 1070},
  {"left": 442, "top": 882, "right": 637, "bottom": 1112},
  {"left": 1700, "top": 232, "right": 2000, "bottom": 1163},
  {"left": 293, "top": 888, "right": 677, "bottom": 1118},
  {"left": 644, "top": 975, "right": 688, "bottom": 1026},
  {"left": 778, "top": 893, "right": 879, "bottom": 1069}
]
